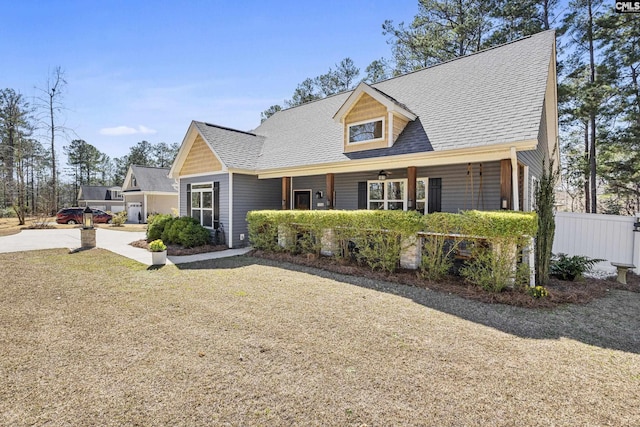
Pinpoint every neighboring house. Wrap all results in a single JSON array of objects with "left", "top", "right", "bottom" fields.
[
  {"left": 122, "top": 165, "right": 178, "bottom": 223},
  {"left": 169, "top": 31, "right": 559, "bottom": 249},
  {"left": 77, "top": 185, "right": 124, "bottom": 212}
]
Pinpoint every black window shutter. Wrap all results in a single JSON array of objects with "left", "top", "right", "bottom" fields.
[
  {"left": 357, "top": 182, "right": 368, "bottom": 209},
  {"left": 428, "top": 178, "right": 442, "bottom": 213},
  {"left": 213, "top": 182, "right": 220, "bottom": 229},
  {"left": 186, "top": 183, "right": 191, "bottom": 214}
]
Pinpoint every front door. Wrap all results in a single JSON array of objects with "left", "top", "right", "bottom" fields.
[{"left": 293, "top": 190, "right": 311, "bottom": 210}]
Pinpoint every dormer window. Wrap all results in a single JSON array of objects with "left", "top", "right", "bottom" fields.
[{"left": 348, "top": 118, "right": 384, "bottom": 144}]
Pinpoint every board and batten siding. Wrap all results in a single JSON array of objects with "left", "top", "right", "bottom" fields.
[
  {"left": 332, "top": 162, "right": 501, "bottom": 212},
  {"left": 232, "top": 174, "right": 281, "bottom": 248},
  {"left": 180, "top": 173, "right": 229, "bottom": 244}
]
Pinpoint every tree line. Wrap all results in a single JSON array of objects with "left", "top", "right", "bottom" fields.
[
  {"left": 262, "top": 0, "right": 639, "bottom": 215},
  {"left": 0, "top": 71, "right": 179, "bottom": 223}
]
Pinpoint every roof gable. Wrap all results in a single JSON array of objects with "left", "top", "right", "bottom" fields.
[
  {"left": 169, "top": 121, "right": 265, "bottom": 178},
  {"left": 123, "top": 165, "right": 176, "bottom": 193},
  {"left": 333, "top": 82, "right": 416, "bottom": 123}
]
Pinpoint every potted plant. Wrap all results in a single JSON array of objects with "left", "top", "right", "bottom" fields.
[{"left": 149, "top": 239, "right": 167, "bottom": 265}]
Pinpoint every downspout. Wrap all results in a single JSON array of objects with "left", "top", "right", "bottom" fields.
[{"left": 510, "top": 146, "right": 519, "bottom": 211}]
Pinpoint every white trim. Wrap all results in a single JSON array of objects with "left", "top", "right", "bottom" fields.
[
  {"left": 290, "top": 177, "right": 294, "bottom": 210},
  {"left": 387, "top": 112, "right": 393, "bottom": 147},
  {"left": 347, "top": 116, "right": 385, "bottom": 145},
  {"left": 367, "top": 178, "right": 408, "bottom": 211},
  {"left": 143, "top": 194, "right": 148, "bottom": 219},
  {"left": 292, "top": 189, "right": 313, "bottom": 210},
  {"left": 531, "top": 175, "right": 539, "bottom": 211},
  {"left": 228, "top": 173, "right": 233, "bottom": 249},
  {"left": 179, "top": 170, "right": 229, "bottom": 179},
  {"left": 169, "top": 122, "right": 229, "bottom": 179},
  {"left": 177, "top": 178, "right": 181, "bottom": 216},
  {"left": 510, "top": 146, "right": 519, "bottom": 211},
  {"left": 189, "top": 181, "right": 215, "bottom": 229},
  {"left": 333, "top": 82, "right": 417, "bottom": 123},
  {"left": 257, "top": 140, "right": 538, "bottom": 179},
  {"left": 523, "top": 165, "right": 530, "bottom": 211},
  {"left": 416, "top": 177, "right": 429, "bottom": 214}
]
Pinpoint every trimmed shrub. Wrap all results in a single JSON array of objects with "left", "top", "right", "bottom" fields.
[
  {"left": 147, "top": 214, "right": 174, "bottom": 241},
  {"left": 178, "top": 222, "right": 211, "bottom": 248},
  {"left": 162, "top": 216, "right": 211, "bottom": 247}
]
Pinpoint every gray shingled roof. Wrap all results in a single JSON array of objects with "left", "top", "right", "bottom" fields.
[
  {"left": 129, "top": 166, "right": 176, "bottom": 193},
  {"left": 193, "top": 121, "right": 265, "bottom": 170},
  {"left": 79, "top": 186, "right": 119, "bottom": 201},
  {"left": 197, "top": 31, "right": 554, "bottom": 171}
]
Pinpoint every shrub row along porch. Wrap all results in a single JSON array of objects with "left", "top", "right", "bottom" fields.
[{"left": 247, "top": 210, "right": 538, "bottom": 291}]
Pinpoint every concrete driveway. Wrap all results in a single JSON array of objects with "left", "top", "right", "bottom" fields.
[
  {"left": 0, "top": 228, "right": 150, "bottom": 263},
  {"left": 0, "top": 228, "right": 251, "bottom": 265}
]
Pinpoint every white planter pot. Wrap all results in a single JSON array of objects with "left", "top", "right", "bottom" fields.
[{"left": 151, "top": 250, "right": 167, "bottom": 265}]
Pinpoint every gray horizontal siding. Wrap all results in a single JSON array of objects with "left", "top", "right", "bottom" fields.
[
  {"left": 332, "top": 162, "right": 501, "bottom": 212},
  {"left": 180, "top": 173, "right": 229, "bottom": 244},
  {"left": 291, "top": 175, "right": 327, "bottom": 210},
  {"left": 232, "top": 174, "right": 281, "bottom": 248},
  {"left": 518, "top": 101, "right": 548, "bottom": 211}
]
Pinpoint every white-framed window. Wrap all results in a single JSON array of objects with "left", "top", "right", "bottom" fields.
[
  {"left": 416, "top": 177, "right": 429, "bottom": 214},
  {"left": 348, "top": 117, "right": 385, "bottom": 144},
  {"left": 110, "top": 190, "right": 122, "bottom": 200},
  {"left": 190, "top": 182, "right": 213, "bottom": 227},
  {"left": 368, "top": 179, "right": 407, "bottom": 211}
]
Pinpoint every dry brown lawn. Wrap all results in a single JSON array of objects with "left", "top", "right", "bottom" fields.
[{"left": 1, "top": 249, "right": 639, "bottom": 426}]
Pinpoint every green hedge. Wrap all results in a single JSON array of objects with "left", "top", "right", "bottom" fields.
[
  {"left": 247, "top": 209, "right": 537, "bottom": 284},
  {"left": 147, "top": 214, "right": 211, "bottom": 248}
]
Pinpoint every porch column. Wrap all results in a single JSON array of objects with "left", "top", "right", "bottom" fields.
[
  {"left": 510, "top": 147, "right": 520, "bottom": 211},
  {"left": 500, "top": 159, "right": 512, "bottom": 209},
  {"left": 326, "top": 173, "right": 335, "bottom": 209},
  {"left": 281, "top": 177, "right": 291, "bottom": 210},
  {"left": 407, "top": 166, "right": 417, "bottom": 211}
]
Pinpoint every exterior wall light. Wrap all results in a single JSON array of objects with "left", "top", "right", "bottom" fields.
[
  {"left": 378, "top": 170, "right": 388, "bottom": 180},
  {"left": 315, "top": 191, "right": 324, "bottom": 199},
  {"left": 501, "top": 197, "right": 509, "bottom": 210},
  {"left": 83, "top": 206, "right": 94, "bottom": 229},
  {"left": 633, "top": 217, "right": 640, "bottom": 232}
]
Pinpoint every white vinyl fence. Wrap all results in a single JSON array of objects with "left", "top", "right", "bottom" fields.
[{"left": 553, "top": 212, "right": 640, "bottom": 274}]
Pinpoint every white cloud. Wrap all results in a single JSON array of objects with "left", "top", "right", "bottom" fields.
[{"left": 99, "top": 125, "right": 157, "bottom": 136}]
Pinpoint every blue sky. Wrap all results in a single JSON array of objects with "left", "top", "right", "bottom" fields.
[{"left": 1, "top": 0, "right": 417, "bottom": 160}]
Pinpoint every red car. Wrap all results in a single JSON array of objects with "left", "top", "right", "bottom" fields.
[{"left": 56, "top": 207, "right": 113, "bottom": 225}]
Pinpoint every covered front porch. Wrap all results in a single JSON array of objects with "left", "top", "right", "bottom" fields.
[{"left": 273, "top": 159, "right": 529, "bottom": 214}]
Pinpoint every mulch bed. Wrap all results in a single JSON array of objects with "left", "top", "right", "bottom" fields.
[
  {"left": 250, "top": 249, "right": 640, "bottom": 308},
  {"left": 130, "top": 239, "right": 228, "bottom": 256}
]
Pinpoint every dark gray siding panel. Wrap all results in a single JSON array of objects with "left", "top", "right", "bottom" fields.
[
  {"left": 180, "top": 173, "right": 229, "bottom": 243},
  {"left": 418, "top": 162, "right": 501, "bottom": 212},
  {"left": 333, "top": 163, "right": 501, "bottom": 212},
  {"left": 518, "top": 100, "right": 549, "bottom": 210},
  {"left": 291, "top": 175, "right": 327, "bottom": 210},
  {"left": 232, "top": 174, "right": 281, "bottom": 248}
]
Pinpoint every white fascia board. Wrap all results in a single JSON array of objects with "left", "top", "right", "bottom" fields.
[
  {"left": 168, "top": 122, "right": 228, "bottom": 179},
  {"left": 257, "top": 139, "right": 538, "bottom": 179},
  {"left": 333, "top": 82, "right": 417, "bottom": 124}
]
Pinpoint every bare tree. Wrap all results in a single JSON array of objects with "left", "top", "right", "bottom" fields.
[{"left": 36, "top": 67, "right": 68, "bottom": 213}]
